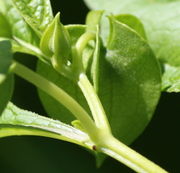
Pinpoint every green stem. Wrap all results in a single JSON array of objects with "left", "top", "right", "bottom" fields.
[
  {"left": 10, "top": 63, "right": 168, "bottom": 173},
  {"left": 99, "top": 135, "right": 168, "bottom": 173},
  {"left": 77, "top": 73, "right": 168, "bottom": 173},
  {"left": 10, "top": 61, "right": 97, "bottom": 136},
  {"left": 75, "top": 32, "right": 95, "bottom": 56},
  {"left": 14, "top": 37, "right": 48, "bottom": 59},
  {"left": 75, "top": 31, "right": 110, "bottom": 131},
  {"left": 78, "top": 73, "right": 111, "bottom": 132}
]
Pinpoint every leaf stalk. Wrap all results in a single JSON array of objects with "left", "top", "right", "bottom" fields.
[{"left": 10, "top": 61, "right": 98, "bottom": 137}]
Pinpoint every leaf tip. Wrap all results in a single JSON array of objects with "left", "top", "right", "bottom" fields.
[{"left": 54, "top": 12, "right": 61, "bottom": 22}]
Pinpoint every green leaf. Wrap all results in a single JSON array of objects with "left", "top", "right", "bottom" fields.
[
  {"left": 0, "top": 40, "right": 13, "bottom": 83},
  {"left": 37, "top": 25, "right": 91, "bottom": 124},
  {"left": 0, "top": 0, "right": 39, "bottom": 46},
  {"left": 85, "top": 11, "right": 103, "bottom": 92},
  {"left": 0, "top": 40, "right": 14, "bottom": 115},
  {"left": 114, "top": 14, "right": 146, "bottom": 40},
  {"left": 162, "top": 64, "right": 180, "bottom": 92},
  {"left": 83, "top": 0, "right": 180, "bottom": 92},
  {"left": 12, "top": 0, "right": 53, "bottom": 36},
  {"left": 0, "top": 13, "right": 12, "bottom": 38},
  {"left": 0, "top": 76, "right": 14, "bottom": 115},
  {"left": 86, "top": 10, "right": 103, "bottom": 33},
  {"left": 0, "top": 0, "right": 54, "bottom": 60},
  {"left": 98, "top": 17, "right": 161, "bottom": 144},
  {"left": 0, "top": 102, "right": 93, "bottom": 149}
]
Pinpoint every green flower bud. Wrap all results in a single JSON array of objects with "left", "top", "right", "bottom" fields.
[{"left": 40, "top": 12, "right": 71, "bottom": 69}]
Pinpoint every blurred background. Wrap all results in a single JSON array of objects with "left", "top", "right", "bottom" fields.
[{"left": 0, "top": 0, "right": 179, "bottom": 172}]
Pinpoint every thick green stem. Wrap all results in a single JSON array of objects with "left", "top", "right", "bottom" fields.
[
  {"left": 77, "top": 73, "right": 168, "bottom": 173},
  {"left": 10, "top": 61, "right": 97, "bottom": 136},
  {"left": 10, "top": 62, "right": 168, "bottom": 173},
  {"left": 78, "top": 73, "right": 111, "bottom": 132},
  {"left": 99, "top": 135, "right": 168, "bottom": 173}
]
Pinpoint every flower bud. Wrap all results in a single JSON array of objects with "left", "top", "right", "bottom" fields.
[{"left": 40, "top": 12, "right": 71, "bottom": 68}]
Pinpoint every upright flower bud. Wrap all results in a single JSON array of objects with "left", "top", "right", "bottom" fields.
[{"left": 40, "top": 12, "right": 71, "bottom": 71}]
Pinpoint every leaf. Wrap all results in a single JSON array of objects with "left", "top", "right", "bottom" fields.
[
  {"left": 83, "top": 0, "right": 180, "bottom": 92},
  {"left": 0, "top": 102, "right": 93, "bottom": 149},
  {"left": 97, "top": 16, "right": 161, "bottom": 144},
  {"left": 0, "top": 0, "right": 44, "bottom": 63},
  {"left": 0, "top": 76, "right": 14, "bottom": 115},
  {"left": 0, "top": 40, "right": 13, "bottom": 83},
  {"left": 86, "top": 10, "right": 103, "bottom": 33},
  {"left": 12, "top": 0, "right": 53, "bottom": 36},
  {"left": 0, "top": 0, "right": 53, "bottom": 62},
  {"left": 114, "top": 14, "right": 146, "bottom": 40},
  {"left": 0, "top": 0, "right": 39, "bottom": 46},
  {"left": 0, "top": 40, "right": 14, "bottom": 115},
  {"left": 85, "top": 11, "right": 103, "bottom": 92},
  {"left": 162, "top": 64, "right": 180, "bottom": 92},
  {"left": 0, "top": 13, "right": 12, "bottom": 38},
  {"left": 37, "top": 25, "right": 91, "bottom": 124}
]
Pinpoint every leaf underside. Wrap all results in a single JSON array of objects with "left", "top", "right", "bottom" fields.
[
  {"left": 83, "top": 0, "right": 180, "bottom": 92},
  {"left": 0, "top": 102, "right": 93, "bottom": 149},
  {"left": 98, "top": 17, "right": 161, "bottom": 144}
]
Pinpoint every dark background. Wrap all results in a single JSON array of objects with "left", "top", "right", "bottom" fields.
[{"left": 0, "top": 0, "right": 179, "bottom": 172}]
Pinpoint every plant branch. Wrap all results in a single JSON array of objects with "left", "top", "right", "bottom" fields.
[
  {"left": 99, "top": 134, "right": 168, "bottom": 173},
  {"left": 10, "top": 61, "right": 98, "bottom": 136},
  {"left": 10, "top": 62, "right": 169, "bottom": 173},
  {"left": 77, "top": 73, "right": 167, "bottom": 173},
  {"left": 78, "top": 73, "right": 111, "bottom": 132}
]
